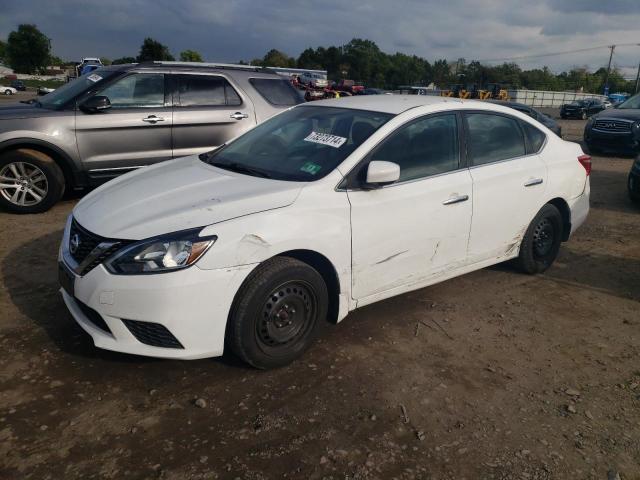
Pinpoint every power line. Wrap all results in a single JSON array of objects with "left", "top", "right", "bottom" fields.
[{"left": 478, "top": 42, "right": 640, "bottom": 63}]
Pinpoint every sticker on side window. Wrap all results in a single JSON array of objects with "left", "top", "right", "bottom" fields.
[
  {"left": 300, "top": 162, "right": 322, "bottom": 175},
  {"left": 303, "top": 131, "right": 347, "bottom": 149},
  {"left": 87, "top": 74, "right": 102, "bottom": 83}
]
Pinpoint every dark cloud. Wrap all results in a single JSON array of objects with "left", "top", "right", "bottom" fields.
[{"left": 0, "top": 0, "right": 639, "bottom": 77}]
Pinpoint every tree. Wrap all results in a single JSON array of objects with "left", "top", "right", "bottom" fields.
[
  {"left": 179, "top": 50, "right": 203, "bottom": 62},
  {"left": 6, "top": 24, "right": 51, "bottom": 74},
  {"left": 0, "top": 40, "right": 6, "bottom": 62},
  {"left": 137, "top": 38, "right": 174, "bottom": 62},
  {"left": 48, "top": 55, "right": 64, "bottom": 66},
  {"left": 261, "top": 49, "right": 295, "bottom": 68},
  {"left": 112, "top": 56, "right": 136, "bottom": 65},
  {"left": 100, "top": 57, "right": 112, "bottom": 66}
]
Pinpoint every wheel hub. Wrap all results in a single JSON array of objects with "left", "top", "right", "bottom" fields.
[
  {"left": 533, "top": 218, "right": 554, "bottom": 257},
  {"left": 0, "top": 161, "right": 48, "bottom": 206},
  {"left": 259, "top": 283, "right": 314, "bottom": 346}
]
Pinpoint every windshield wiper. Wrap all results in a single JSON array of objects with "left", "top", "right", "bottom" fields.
[{"left": 208, "top": 161, "right": 272, "bottom": 179}]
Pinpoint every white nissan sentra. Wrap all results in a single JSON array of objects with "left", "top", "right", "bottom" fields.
[{"left": 59, "top": 96, "right": 590, "bottom": 368}]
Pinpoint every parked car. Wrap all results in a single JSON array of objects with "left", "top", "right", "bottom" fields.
[
  {"left": 560, "top": 98, "right": 606, "bottom": 119},
  {"left": 58, "top": 96, "right": 590, "bottom": 368},
  {"left": 10, "top": 80, "right": 26, "bottom": 91},
  {"left": 335, "top": 79, "right": 365, "bottom": 95},
  {"left": 298, "top": 72, "right": 328, "bottom": 89},
  {"left": 0, "top": 62, "right": 302, "bottom": 213},
  {"left": 628, "top": 155, "right": 640, "bottom": 203},
  {"left": 584, "top": 93, "right": 640, "bottom": 155},
  {"left": 487, "top": 100, "right": 562, "bottom": 136},
  {"left": 1, "top": 85, "right": 17, "bottom": 95},
  {"left": 362, "top": 88, "right": 385, "bottom": 95},
  {"left": 37, "top": 86, "right": 56, "bottom": 96}
]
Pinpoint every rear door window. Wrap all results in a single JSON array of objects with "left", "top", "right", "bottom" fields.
[
  {"left": 465, "top": 113, "right": 526, "bottom": 166},
  {"left": 249, "top": 78, "right": 303, "bottom": 106},
  {"left": 521, "top": 122, "right": 547, "bottom": 154},
  {"left": 176, "top": 75, "right": 242, "bottom": 107}
]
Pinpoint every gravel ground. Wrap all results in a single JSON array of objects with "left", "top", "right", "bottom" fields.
[{"left": 0, "top": 111, "right": 639, "bottom": 479}]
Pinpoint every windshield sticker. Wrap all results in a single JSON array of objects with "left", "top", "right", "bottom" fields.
[
  {"left": 87, "top": 73, "right": 102, "bottom": 83},
  {"left": 300, "top": 162, "right": 322, "bottom": 175},
  {"left": 304, "top": 131, "right": 347, "bottom": 149}
]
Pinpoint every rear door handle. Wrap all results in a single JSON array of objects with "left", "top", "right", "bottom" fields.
[
  {"left": 524, "top": 178, "right": 543, "bottom": 187},
  {"left": 442, "top": 194, "right": 469, "bottom": 205},
  {"left": 142, "top": 115, "right": 164, "bottom": 124},
  {"left": 230, "top": 112, "right": 249, "bottom": 120}
]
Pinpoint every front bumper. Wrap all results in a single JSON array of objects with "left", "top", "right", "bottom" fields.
[
  {"left": 561, "top": 109, "right": 585, "bottom": 119},
  {"left": 59, "top": 253, "right": 256, "bottom": 359},
  {"left": 585, "top": 129, "right": 640, "bottom": 154}
]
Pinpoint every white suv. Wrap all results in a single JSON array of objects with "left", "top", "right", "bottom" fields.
[{"left": 59, "top": 96, "right": 590, "bottom": 368}]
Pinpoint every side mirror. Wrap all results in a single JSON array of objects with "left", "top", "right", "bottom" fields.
[
  {"left": 366, "top": 161, "right": 400, "bottom": 187},
  {"left": 80, "top": 95, "right": 111, "bottom": 113}
]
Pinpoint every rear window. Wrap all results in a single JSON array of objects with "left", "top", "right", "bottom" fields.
[{"left": 249, "top": 78, "right": 303, "bottom": 106}]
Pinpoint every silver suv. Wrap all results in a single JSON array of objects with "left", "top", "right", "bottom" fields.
[{"left": 0, "top": 62, "right": 303, "bottom": 213}]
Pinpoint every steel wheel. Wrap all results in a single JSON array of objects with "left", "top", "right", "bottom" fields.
[
  {"left": 0, "top": 161, "right": 49, "bottom": 207},
  {"left": 4, "top": 90, "right": 11, "bottom": 95},
  {"left": 532, "top": 217, "right": 555, "bottom": 258},
  {"left": 257, "top": 280, "right": 317, "bottom": 351}
]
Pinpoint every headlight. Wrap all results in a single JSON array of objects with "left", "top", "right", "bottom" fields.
[
  {"left": 105, "top": 228, "right": 217, "bottom": 274},
  {"left": 633, "top": 121, "right": 640, "bottom": 135}
]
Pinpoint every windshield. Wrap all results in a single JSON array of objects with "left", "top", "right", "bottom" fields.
[
  {"left": 38, "top": 68, "right": 120, "bottom": 109},
  {"left": 618, "top": 94, "right": 640, "bottom": 109},
  {"left": 201, "top": 106, "right": 393, "bottom": 181}
]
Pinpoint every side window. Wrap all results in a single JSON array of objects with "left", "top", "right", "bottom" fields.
[
  {"left": 99, "top": 74, "right": 164, "bottom": 108},
  {"left": 466, "top": 113, "right": 525, "bottom": 165},
  {"left": 177, "top": 75, "right": 242, "bottom": 107},
  {"left": 521, "top": 121, "right": 547, "bottom": 154},
  {"left": 249, "top": 78, "right": 303, "bottom": 106},
  {"left": 371, "top": 114, "right": 459, "bottom": 183}
]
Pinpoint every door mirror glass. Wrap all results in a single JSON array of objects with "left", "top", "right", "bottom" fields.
[
  {"left": 366, "top": 161, "right": 400, "bottom": 186},
  {"left": 79, "top": 95, "right": 111, "bottom": 113}
]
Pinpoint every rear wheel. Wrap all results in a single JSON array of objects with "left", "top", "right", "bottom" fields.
[
  {"left": 515, "top": 204, "right": 563, "bottom": 274},
  {"left": 629, "top": 175, "right": 640, "bottom": 204},
  {"left": 227, "top": 257, "right": 328, "bottom": 369},
  {"left": 0, "top": 149, "right": 65, "bottom": 213}
]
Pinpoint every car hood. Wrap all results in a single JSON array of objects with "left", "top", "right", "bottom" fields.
[
  {"left": 0, "top": 103, "right": 53, "bottom": 119},
  {"left": 593, "top": 109, "right": 640, "bottom": 121},
  {"left": 73, "top": 155, "right": 304, "bottom": 240}
]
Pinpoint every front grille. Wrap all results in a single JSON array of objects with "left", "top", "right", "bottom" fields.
[
  {"left": 69, "top": 219, "right": 130, "bottom": 276},
  {"left": 76, "top": 298, "right": 112, "bottom": 334},
  {"left": 593, "top": 120, "right": 632, "bottom": 132},
  {"left": 123, "top": 320, "right": 184, "bottom": 349}
]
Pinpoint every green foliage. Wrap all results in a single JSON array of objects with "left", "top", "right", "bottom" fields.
[
  {"left": 137, "top": 38, "right": 174, "bottom": 62},
  {"left": 6, "top": 24, "right": 51, "bottom": 74},
  {"left": 179, "top": 50, "right": 203, "bottom": 62},
  {"left": 100, "top": 57, "right": 112, "bottom": 66},
  {"left": 48, "top": 55, "right": 64, "bottom": 66},
  {"left": 261, "top": 49, "right": 295, "bottom": 68},
  {"left": 112, "top": 56, "right": 136, "bottom": 65},
  {"left": 0, "top": 40, "right": 6, "bottom": 62}
]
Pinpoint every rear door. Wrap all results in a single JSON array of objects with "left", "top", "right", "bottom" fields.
[
  {"left": 171, "top": 73, "right": 255, "bottom": 158},
  {"left": 75, "top": 72, "right": 173, "bottom": 175},
  {"left": 464, "top": 111, "right": 548, "bottom": 263}
]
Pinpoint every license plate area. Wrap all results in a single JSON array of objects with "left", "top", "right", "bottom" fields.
[{"left": 58, "top": 261, "right": 76, "bottom": 297}]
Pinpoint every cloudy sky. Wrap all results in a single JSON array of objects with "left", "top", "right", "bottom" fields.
[{"left": 2, "top": 0, "right": 640, "bottom": 77}]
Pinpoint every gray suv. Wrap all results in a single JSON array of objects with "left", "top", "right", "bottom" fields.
[{"left": 0, "top": 62, "right": 302, "bottom": 213}]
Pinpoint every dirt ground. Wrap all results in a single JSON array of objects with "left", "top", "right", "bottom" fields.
[{"left": 0, "top": 111, "right": 639, "bottom": 480}]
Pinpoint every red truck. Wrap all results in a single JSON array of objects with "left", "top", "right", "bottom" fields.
[{"left": 335, "top": 79, "right": 365, "bottom": 95}]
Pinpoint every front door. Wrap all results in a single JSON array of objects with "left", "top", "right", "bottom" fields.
[
  {"left": 75, "top": 72, "right": 173, "bottom": 175},
  {"left": 347, "top": 113, "right": 473, "bottom": 301},
  {"left": 171, "top": 74, "right": 256, "bottom": 158}
]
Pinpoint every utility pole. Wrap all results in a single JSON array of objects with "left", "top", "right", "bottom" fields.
[
  {"left": 636, "top": 61, "right": 640, "bottom": 94},
  {"left": 603, "top": 45, "right": 615, "bottom": 95}
]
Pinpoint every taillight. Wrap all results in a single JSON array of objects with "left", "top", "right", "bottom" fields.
[{"left": 578, "top": 154, "right": 591, "bottom": 176}]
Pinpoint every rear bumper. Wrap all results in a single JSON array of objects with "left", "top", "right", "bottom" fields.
[{"left": 568, "top": 181, "right": 590, "bottom": 237}]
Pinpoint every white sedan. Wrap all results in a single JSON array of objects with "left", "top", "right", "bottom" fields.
[
  {"left": 1, "top": 86, "right": 17, "bottom": 95},
  {"left": 58, "top": 96, "right": 590, "bottom": 368}
]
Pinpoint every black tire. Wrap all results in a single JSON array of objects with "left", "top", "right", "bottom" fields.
[
  {"left": 4, "top": 89, "right": 11, "bottom": 95},
  {"left": 629, "top": 175, "right": 640, "bottom": 204},
  {"left": 581, "top": 111, "right": 587, "bottom": 120},
  {"left": 226, "top": 257, "right": 328, "bottom": 369},
  {"left": 515, "top": 204, "right": 563, "bottom": 274},
  {"left": 0, "top": 149, "right": 65, "bottom": 214}
]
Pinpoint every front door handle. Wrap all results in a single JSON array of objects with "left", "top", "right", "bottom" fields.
[
  {"left": 230, "top": 112, "right": 249, "bottom": 120},
  {"left": 524, "top": 178, "right": 544, "bottom": 187},
  {"left": 142, "top": 115, "right": 165, "bottom": 124},
  {"left": 442, "top": 194, "right": 469, "bottom": 205}
]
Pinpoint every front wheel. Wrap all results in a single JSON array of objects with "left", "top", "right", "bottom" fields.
[
  {"left": 0, "top": 149, "right": 65, "bottom": 213},
  {"left": 515, "top": 204, "right": 563, "bottom": 274},
  {"left": 226, "top": 257, "right": 328, "bottom": 369},
  {"left": 4, "top": 90, "right": 11, "bottom": 95}
]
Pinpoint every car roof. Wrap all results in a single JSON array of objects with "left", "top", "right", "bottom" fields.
[
  {"left": 304, "top": 95, "right": 467, "bottom": 114},
  {"left": 101, "top": 62, "right": 284, "bottom": 79}
]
